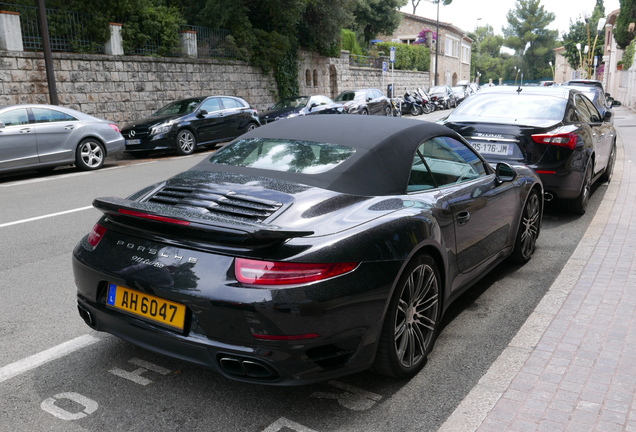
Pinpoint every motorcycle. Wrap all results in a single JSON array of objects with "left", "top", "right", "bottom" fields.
[
  {"left": 401, "top": 90, "right": 423, "bottom": 116},
  {"left": 415, "top": 88, "right": 436, "bottom": 114}
]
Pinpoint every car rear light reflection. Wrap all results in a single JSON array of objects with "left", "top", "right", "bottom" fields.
[
  {"left": 531, "top": 132, "right": 578, "bottom": 150},
  {"left": 108, "top": 123, "right": 121, "bottom": 133},
  {"left": 87, "top": 223, "right": 107, "bottom": 247},
  {"left": 235, "top": 258, "right": 358, "bottom": 286}
]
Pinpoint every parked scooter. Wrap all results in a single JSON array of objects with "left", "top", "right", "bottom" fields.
[
  {"left": 416, "top": 88, "right": 436, "bottom": 114},
  {"left": 401, "top": 90, "right": 423, "bottom": 116}
]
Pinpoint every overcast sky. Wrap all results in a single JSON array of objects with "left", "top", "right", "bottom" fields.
[{"left": 400, "top": 0, "right": 621, "bottom": 38}]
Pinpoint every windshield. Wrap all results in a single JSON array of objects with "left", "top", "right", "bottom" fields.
[
  {"left": 208, "top": 138, "right": 356, "bottom": 174},
  {"left": 272, "top": 97, "right": 309, "bottom": 110},
  {"left": 429, "top": 86, "right": 446, "bottom": 94},
  {"left": 153, "top": 98, "right": 204, "bottom": 116},
  {"left": 450, "top": 94, "right": 566, "bottom": 122},
  {"left": 335, "top": 91, "right": 365, "bottom": 102}
]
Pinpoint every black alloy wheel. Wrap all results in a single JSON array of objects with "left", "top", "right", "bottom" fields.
[
  {"left": 599, "top": 142, "right": 616, "bottom": 183},
  {"left": 373, "top": 254, "right": 441, "bottom": 378},
  {"left": 510, "top": 190, "right": 541, "bottom": 264},
  {"left": 176, "top": 129, "right": 196, "bottom": 155},
  {"left": 76, "top": 139, "right": 105, "bottom": 170},
  {"left": 567, "top": 162, "right": 593, "bottom": 215}
]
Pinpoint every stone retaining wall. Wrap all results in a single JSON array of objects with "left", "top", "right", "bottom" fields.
[{"left": 0, "top": 49, "right": 430, "bottom": 125}]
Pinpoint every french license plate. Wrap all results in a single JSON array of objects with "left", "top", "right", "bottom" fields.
[
  {"left": 469, "top": 141, "right": 514, "bottom": 156},
  {"left": 126, "top": 139, "right": 141, "bottom": 145},
  {"left": 106, "top": 284, "right": 186, "bottom": 331}
]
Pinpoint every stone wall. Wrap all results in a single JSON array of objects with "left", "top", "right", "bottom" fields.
[{"left": 0, "top": 49, "right": 430, "bottom": 126}]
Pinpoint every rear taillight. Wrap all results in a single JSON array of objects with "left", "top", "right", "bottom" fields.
[
  {"left": 235, "top": 258, "right": 358, "bottom": 286},
  {"left": 87, "top": 223, "right": 107, "bottom": 247},
  {"left": 531, "top": 132, "right": 578, "bottom": 150},
  {"left": 108, "top": 123, "right": 121, "bottom": 133}
]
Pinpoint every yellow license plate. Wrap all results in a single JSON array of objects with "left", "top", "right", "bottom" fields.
[{"left": 106, "top": 284, "right": 186, "bottom": 331}]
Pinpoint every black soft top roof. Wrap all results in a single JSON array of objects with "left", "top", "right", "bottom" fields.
[{"left": 192, "top": 114, "right": 462, "bottom": 196}]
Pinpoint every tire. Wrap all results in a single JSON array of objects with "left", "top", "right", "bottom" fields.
[
  {"left": 427, "top": 103, "right": 436, "bottom": 113},
  {"left": 410, "top": 105, "right": 420, "bottom": 116},
  {"left": 75, "top": 139, "right": 105, "bottom": 170},
  {"left": 599, "top": 142, "right": 616, "bottom": 183},
  {"left": 245, "top": 122, "right": 258, "bottom": 133},
  {"left": 565, "top": 162, "right": 593, "bottom": 215},
  {"left": 422, "top": 103, "right": 433, "bottom": 114},
  {"left": 384, "top": 105, "right": 391, "bottom": 116},
  {"left": 510, "top": 190, "right": 541, "bottom": 264},
  {"left": 175, "top": 129, "right": 196, "bottom": 155},
  {"left": 360, "top": 108, "right": 369, "bottom": 115},
  {"left": 372, "top": 254, "right": 441, "bottom": 378}
]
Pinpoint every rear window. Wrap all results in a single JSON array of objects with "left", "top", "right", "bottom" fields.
[
  {"left": 208, "top": 138, "right": 355, "bottom": 174},
  {"left": 451, "top": 94, "right": 566, "bottom": 122}
]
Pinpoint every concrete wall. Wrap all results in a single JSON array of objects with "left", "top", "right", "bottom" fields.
[{"left": 0, "top": 49, "right": 430, "bottom": 125}]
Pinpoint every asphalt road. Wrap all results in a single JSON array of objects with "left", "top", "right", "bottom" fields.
[{"left": 0, "top": 114, "right": 608, "bottom": 431}]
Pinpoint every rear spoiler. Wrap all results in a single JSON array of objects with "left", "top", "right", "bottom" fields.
[{"left": 93, "top": 197, "right": 314, "bottom": 241}]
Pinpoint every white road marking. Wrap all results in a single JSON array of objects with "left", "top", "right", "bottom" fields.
[
  {"left": 0, "top": 206, "right": 93, "bottom": 229},
  {"left": 0, "top": 334, "right": 101, "bottom": 383}
]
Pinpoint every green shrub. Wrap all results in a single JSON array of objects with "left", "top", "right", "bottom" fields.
[{"left": 374, "top": 42, "right": 430, "bottom": 71}]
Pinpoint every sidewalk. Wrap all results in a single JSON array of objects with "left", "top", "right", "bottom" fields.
[{"left": 438, "top": 106, "right": 636, "bottom": 432}]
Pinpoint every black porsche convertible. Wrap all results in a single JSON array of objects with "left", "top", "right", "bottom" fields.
[{"left": 73, "top": 115, "right": 543, "bottom": 385}]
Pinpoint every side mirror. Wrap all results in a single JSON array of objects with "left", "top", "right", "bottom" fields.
[
  {"left": 612, "top": 100, "right": 622, "bottom": 107},
  {"left": 197, "top": 109, "right": 208, "bottom": 118},
  {"left": 495, "top": 162, "right": 517, "bottom": 184}
]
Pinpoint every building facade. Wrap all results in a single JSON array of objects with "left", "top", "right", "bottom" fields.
[{"left": 380, "top": 12, "right": 473, "bottom": 88}]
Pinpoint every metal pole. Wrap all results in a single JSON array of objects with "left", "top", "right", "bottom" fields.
[
  {"left": 36, "top": 0, "right": 58, "bottom": 105},
  {"left": 434, "top": 0, "right": 440, "bottom": 86}
]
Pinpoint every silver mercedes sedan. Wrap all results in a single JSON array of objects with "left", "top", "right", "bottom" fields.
[{"left": 0, "top": 104, "right": 125, "bottom": 174}]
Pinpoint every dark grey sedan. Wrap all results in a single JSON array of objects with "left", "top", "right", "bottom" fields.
[{"left": 0, "top": 104, "right": 124, "bottom": 174}]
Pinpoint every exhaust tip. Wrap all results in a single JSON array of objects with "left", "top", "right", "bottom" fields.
[
  {"left": 77, "top": 304, "right": 95, "bottom": 327},
  {"left": 218, "top": 355, "right": 278, "bottom": 379},
  {"left": 544, "top": 192, "right": 555, "bottom": 202}
]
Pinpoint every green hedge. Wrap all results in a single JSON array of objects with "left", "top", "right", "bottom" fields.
[{"left": 374, "top": 42, "right": 430, "bottom": 71}]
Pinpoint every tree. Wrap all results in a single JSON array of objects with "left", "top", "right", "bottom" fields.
[
  {"left": 353, "top": 0, "right": 408, "bottom": 44},
  {"left": 468, "top": 25, "right": 510, "bottom": 83},
  {"left": 503, "top": 0, "right": 558, "bottom": 80},
  {"left": 562, "top": 0, "right": 606, "bottom": 75},
  {"left": 409, "top": 0, "right": 453, "bottom": 15},
  {"left": 614, "top": 0, "right": 636, "bottom": 49}
]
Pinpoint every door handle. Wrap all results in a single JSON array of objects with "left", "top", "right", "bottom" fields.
[
  {"left": 456, "top": 211, "right": 471, "bottom": 226},
  {"left": 20, "top": 128, "right": 32, "bottom": 133},
  {"left": 65, "top": 125, "right": 74, "bottom": 130}
]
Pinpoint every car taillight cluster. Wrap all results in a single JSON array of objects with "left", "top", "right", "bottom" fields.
[
  {"left": 87, "top": 223, "right": 107, "bottom": 247},
  {"left": 108, "top": 123, "right": 121, "bottom": 133},
  {"left": 235, "top": 258, "right": 358, "bottom": 286},
  {"left": 531, "top": 132, "right": 578, "bottom": 150}
]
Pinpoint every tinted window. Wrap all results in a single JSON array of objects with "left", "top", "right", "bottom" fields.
[
  {"left": 0, "top": 108, "right": 29, "bottom": 126},
  {"left": 410, "top": 136, "right": 487, "bottom": 190},
  {"left": 154, "top": 99, "right": 203, "bottom": 116},
  {"left": 221, "top": 98, "right": 245, "bottom": 109},
  {"left": 208, "top": 138, "right": 355, "bottom": 174},
  {"left": 452, "top": 94, "right": 566, "bottom": 122},
  {"left": 200, "top": 98, "right": 222, "bottom": 112},
  {"left": 574, "top": 95, "right": 595, "bottom": 122},
  {"left": 32, "top": 108, "right": 77, "bottom": 123}
]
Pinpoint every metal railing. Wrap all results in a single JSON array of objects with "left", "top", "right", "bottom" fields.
[
  {"left": 0, "top": 2, "right": 238, "bottom": 59},
  {"left": 1, "top": 2, "right": 104, "bottom": 53},
  {"left": 182, "top": 26, "right": 240, "bottom": 59},
  {"left": 349, "top": 54, "right": 385, "bottom": 69}
]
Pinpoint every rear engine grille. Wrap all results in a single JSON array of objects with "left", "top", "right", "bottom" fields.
[{"left": 147, "top": 186, "right": 283, "bottom": 222}]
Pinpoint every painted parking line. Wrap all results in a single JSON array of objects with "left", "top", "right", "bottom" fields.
[
  {"left": 0, "top": 334, "right": 101, "bottom": 383},
  {"left": 0, "top": 206, "right": 93, "bottom": 229}
]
